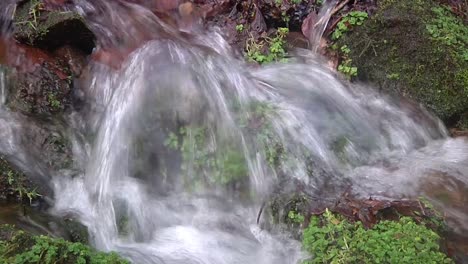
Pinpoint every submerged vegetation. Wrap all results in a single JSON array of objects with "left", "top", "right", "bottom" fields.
[{"left": 165, "top": 126, "right": 248, "bottom": 189}]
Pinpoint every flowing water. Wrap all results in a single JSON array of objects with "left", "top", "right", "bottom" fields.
[{"left": 1, "top": 0, "right": 468, "bottom": 263}]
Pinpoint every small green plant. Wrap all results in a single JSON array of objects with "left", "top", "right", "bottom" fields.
[
  {"left": 302, "top": 209, "right": 452, "bottom": 264},
  {"left": 0, "top": 226, "right": 128, "bottom": 264},
  {"left": 1, "top": 158, "right": 41, "bottom": 204},
  {"left": 236, "top": 24, "right": 244, "bottom": 32},
  {"left": 426, "top": 6, "right": 468, "bottom": 62},
  {"left": 246, "top": 28, "right": 289, "bottom": 64},
  {"left": 338, "top": 60, "right": 358, "bottom": 78},
  {"left": 331, "top": 11, "right": 368, "bottom": 40},
  {"left": 164, "top": 132, "right": 179, "bottom": 150},
  {"left": 336, "top": 45, "right": 358, "bottom": 78},
  {"left": 48, "top": 92, "right": 61, "bottom": 109},
  {"left": 14, "top": 0, "right": 43, "bottom": 30},
  {"left": 288, "top": 210, "right": 305, "bottom": 224},
  {"left": 386, "top": 73, "right": 400, "bottom": 80}
]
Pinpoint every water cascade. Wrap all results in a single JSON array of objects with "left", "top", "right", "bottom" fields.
[{"left": 0, "top": 0, "right": 467, "bottom": 263}]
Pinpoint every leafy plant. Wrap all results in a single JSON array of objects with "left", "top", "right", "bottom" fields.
[
  {"left": 331, "top": 11, "right": 368, "bottom": 40},
  {"left": 0, "top": 226, "right": 128, "bottom": 264},
  {"left": 48, "top": 92, "right": 61, "bottom": 110},
  {"left": 336, "top": 45, "right": 358, "bottom": 78},
  {"left": 288, "top": 210, "right": 305, "bottom": 224},
  {"left": 0, "top": 157, "right": 41, "bottom": 204},
  {"left": 246, "top": 28, "right": 289, "bottom": 64},
  {"left": 302, "top": 209, "right": 452, "bottom": 264},
  {"left": 236, "top": 24, "right": 244, "bottom": 32},
  {"left": 164, "top": 132, "right": 179, "bottom": 150},
  {"left": 426, "top": 6, "right": 468, "bottom": 62}
]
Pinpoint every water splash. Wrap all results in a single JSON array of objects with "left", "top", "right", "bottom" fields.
[{"left": 0, "top": 1, "right": 467, "bottom": 263}]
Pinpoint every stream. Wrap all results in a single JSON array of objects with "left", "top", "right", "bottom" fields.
[{"left": 0, "top": 0, "right": 468, "bottom": 263}]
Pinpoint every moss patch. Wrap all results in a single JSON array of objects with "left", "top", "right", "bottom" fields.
[
  {"left": 338, "top": 0, "right": 468, "bottom": 127},
  {"left": 13, "top": 0, "right": 95, "bottom": 53}
]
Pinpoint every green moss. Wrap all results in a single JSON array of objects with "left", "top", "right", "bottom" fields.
[
  {"left": 338, "top": 0, "right": 468, "bottom": 125},
  {"left": 14, "top": 0, "right": 84, "bottom": 46},
  {"left": 0, "top": 225, "right": 128, "bottom": 264},
  {"left": 302, "top": 209, "right": 452, "bottom": 264}
]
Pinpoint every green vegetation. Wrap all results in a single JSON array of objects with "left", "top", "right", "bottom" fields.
[
  {"left": 331, "top": 11, "right": 368, "bottom": 40},
  {"left": 330, "top": 11, "right": 368, "bottom": 79},
  {"left": 48, "top": 92, "right": 61, "bottom": 110},
  {"left": 336, "top": 45, "right": 357, "bottom": 78},
  {"left": 0, "top": 157, "right": 41, "bottom": 203},
  {"left": 337, "top": 0, "right": 468, "bottom": 126},
  {"left": 246, "top": 28, "right": 289, "bottom": 64},
  {"left": 164, "top": 126, "right": 248, "bottom": 188},
  {"left": 288, "top": 210, "right": 305, "bottom": 224},
  {"left": 426, "top": 6, "right": 468, "bottom": 61},
  {"left": 236, "top": 24, "right": 244, "bottom": 32},
  {"left": 0, "top": 225, "right": 128, "bottom": 264},
  {"left": 240, "top": 101, "right": 284, "bottom": 168},
  {"left": 13, "top": 0, "right": 85, "bottom": 46},
  {"left": 14, "top": 0, "right": 43, "bottom": 31},
  {"left": 302, "top": 209, "right": 452, "bottom": 264}
]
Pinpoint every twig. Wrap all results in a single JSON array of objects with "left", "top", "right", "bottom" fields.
[
  {"left": 257, "top": 201, "right": 266, "bottom": 224},
  {"left": 330, "top": 0, "right": 351, "bottom": 18}
]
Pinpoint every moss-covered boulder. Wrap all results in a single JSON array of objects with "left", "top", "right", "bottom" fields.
[
  {"left": 13, "top": 0, "right": 95, "bottom": 53},
  {"left": 337, "top": 0, "right": 468, "bottom": 127}
]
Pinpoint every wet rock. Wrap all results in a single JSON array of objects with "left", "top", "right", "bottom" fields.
[
  {"left": 0, "top": 111, "right": 73, "bottom": 200},
  {"left": 285, "top": 31, "right": 308, "bottom": 49},
  {"left": 13, "top": 0, "right": 95, "bottom": 54},
  {"left": 258, "top": 0, "right": 317, "bottom": 32},
  {"left": 0, "top": 203, "right": 88, "bottom": 244},
  {"left": 337, "top": 0, "right": 468, "bottom": 127},
  {"left": 6, "top": 46, "right": 72, "bottom": 117},
  {"left": 5, "top": 43, "right": 88, "bottom": 118}
]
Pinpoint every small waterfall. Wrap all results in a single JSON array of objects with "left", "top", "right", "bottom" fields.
[
  {"left": 0, "top": 1, "right": 466, "bottom": 263},
  {"left": 308, "top": 0, "right": 338, "bottom": 52}
]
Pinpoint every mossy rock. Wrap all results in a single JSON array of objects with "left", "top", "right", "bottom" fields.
[
  {"left": 7, "top": 59, "right": 73, "bottom": 117},
  {"left": 13, "top": 0, "right": 95, "bottom": 53},
  {"left": 338, "top": 0, "right": 468, "bottom": 127},
  {"left": 0, "top": 157, "right": 41, "bottom": 202}
]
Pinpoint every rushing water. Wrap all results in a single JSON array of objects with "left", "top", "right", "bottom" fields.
[{"left": 1, "top": 0, "right": 468, "bottom": 263}]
